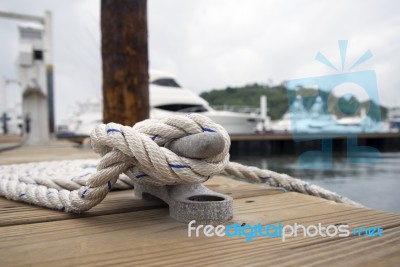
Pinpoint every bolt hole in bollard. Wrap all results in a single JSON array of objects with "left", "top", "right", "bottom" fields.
[{"left": 187, "top": 195, "right": 226, "bottom": 202}]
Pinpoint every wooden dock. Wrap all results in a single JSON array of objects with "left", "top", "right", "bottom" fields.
[
  {"left": 0, "top": 140, "right": 399, "bottom": 266},
  {"left": 230, "top": 132, "right": 400, "bottom": 155},
  {"left": 230, "top": 132, "right": 400, "bottom": 141}
]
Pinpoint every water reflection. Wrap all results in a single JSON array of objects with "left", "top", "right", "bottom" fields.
[{"left": 230, "top": 152, "right": 400, "bottom": 213}]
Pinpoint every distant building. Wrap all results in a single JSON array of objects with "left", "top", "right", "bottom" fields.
[{"left": 388, "top": 107, "right": 400, "bottom": 132}]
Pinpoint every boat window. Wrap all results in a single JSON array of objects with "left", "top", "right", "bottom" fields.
[
  {"left": 151, "top": 78, "right": 181, "bottom": 88},
  {"left": 155, "top": 104, "right": 207, "bottom": 113}
]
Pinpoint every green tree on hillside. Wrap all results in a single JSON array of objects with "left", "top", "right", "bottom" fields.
[{"left": 200, "top": 84, "right": 387, "bottom": 120}]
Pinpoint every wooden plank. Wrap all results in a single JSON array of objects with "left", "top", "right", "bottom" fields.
[
  {"left": 0, "top": 135, "right": 21, "bottom": 143},
  {"left": 0, "top": 140, "right": 99, "bottom": 164},
  {"left": 0, "top": 191, "right": 165, "bottom": 227},
  {"left": 0, "top": 176, "right": 283, "bottom": 226},
  {"left": 0, "top": 192, "right": 399, "bottom": 267}
]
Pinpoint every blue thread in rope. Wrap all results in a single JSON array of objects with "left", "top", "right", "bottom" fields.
[
  {"left": 81, "top": 187, "right": 89, "bottom": 198},
  {"left": 202, "top": 127, "right": 215, "bottom": 133},
  {"left": 60, "top": 207, "right": 66, "bottom": 212},
  {"left": 19, "top": 193, "right": 26, "bottom": 198},
  {"left": 135, "top": 173, "right": 147, "bottom": 179},
  {"left": 169, "top": 164, "right": 191, "bottom": 169},
  {"left": 151, "top": 135, "right": 158, "bottom": 141},
  {"left": 107, "top": 181, "right": 112, "bottom": 191},
  {"left": 107, "top": 129, "right": 121, "bottom": 134},
  {"left": 260, "top": 175, "right": 272, "bottom": 180}
]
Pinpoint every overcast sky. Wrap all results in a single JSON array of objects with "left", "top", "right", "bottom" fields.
[{"left": 0, "top": 0, "right": 399, "bottom": 124}]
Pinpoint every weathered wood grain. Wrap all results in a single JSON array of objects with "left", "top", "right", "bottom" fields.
[
  {"left": 0, "top": 176, "right": 283, "bottom": 226},
  {"left": 0, "top": 140, "right": 99, "bottom": 164},
  {"left": 0, "top": 191, "right": 399, "bottom": 267}
]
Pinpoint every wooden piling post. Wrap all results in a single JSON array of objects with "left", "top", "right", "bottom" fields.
[{"left": 101, "top": 0, "right": 149, "bottom": 125}]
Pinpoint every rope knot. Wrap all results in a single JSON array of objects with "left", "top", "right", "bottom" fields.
[{"left": 90, "top": 113, "right": 231, "bottom": 186}]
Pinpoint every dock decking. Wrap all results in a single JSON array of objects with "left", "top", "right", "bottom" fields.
[{"left": 0, "top": 140, "right": 399, "bottom": 266}]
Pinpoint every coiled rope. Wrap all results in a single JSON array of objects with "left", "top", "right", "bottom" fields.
[{"left": 0, "top": 114, "right": 362, "bottom": 212}]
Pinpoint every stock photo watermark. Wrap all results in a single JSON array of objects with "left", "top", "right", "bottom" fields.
[
  {"left": 285, "top": 40, "right": 381, "bottom": 169},
  {"left": 188, "top": 220, "right": 384, "bottom": 242}
]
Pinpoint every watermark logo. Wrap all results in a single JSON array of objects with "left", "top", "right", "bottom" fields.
[
  {"left": 285, "top": 40, "right": 381, "bottom": 169},
  {"left": 188, "top": 220, "right": 383, "bottom": 242}
]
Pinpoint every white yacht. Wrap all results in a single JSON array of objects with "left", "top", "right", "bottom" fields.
[
  {"left": 64, "top": 70, "right": 262, "bottom": 138},
  {"left": 271, "top": 95, "right": 382, "bottom": 134}
]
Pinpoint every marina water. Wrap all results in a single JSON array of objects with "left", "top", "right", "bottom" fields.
[{"left": 231, "top": 152, "right": 400, "bottom": 213}]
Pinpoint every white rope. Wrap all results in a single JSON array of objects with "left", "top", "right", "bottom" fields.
[{"left": 0, "top": 113, "right": 363, "bottom": 212}]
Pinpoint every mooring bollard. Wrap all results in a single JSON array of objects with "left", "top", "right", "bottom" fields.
[{"left": 134, "top": 132, "right": 233, "bottom": 224}]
